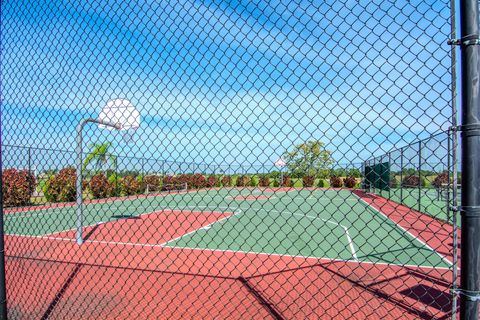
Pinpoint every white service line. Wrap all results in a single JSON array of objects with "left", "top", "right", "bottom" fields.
[
  {"left": 341, "top": 226, "right": 359, "bottom": 261},
  {"left": 351, "top": 192, "right": 453, "bottom": 266},
  {"left": 6, "top": 233, "right": 453, "bottom": 271}
]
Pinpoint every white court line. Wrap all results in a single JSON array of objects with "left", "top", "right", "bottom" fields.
[
  {"left": 351, "top": 192, "right": 453, "bottom": 266},
  {"left": 7, "top": 234, "right": 451, "bottom": 271},
  {"left": 342, "top": 226, "right": 359, "bottom": 261}
]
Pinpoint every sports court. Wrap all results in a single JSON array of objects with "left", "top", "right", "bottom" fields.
[
  {"left": 5, "top": 188, "right": 451, "bottom": 269},
  {"left": 4, "top": 187, "right": 455, "bottom": 319}
]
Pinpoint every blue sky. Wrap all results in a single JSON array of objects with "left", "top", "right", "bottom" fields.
[{"left": 1, "top": 0, "right": 453, "bottom": 172}]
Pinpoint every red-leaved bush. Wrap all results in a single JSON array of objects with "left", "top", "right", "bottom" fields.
[
  {"left": 402, "top": 175, "right": 420, "bottom": 188},
  {"left": 121, "top": 176, "right": 141, "bottom": 196},
  {"left": 190, "top": 174, "right": 207, "bottom": 189},
  {"left": 3, "top": 169, "right": 36, "bottom": 207},
  {"left": 89, "top": 174, "right": 113, "bottom": 199},
  {"left": 45, "top": 168, "right": 77, "bottom": 203},
  {"left": 236, "top": 175, "right": 250, "bottom": 187},
  {"left": 343, "top": 176, "right": 357, "bottom": 188},
  {"left": 207, "top": 176, "right": 217, "bottom": 188},
  {"left": 330, "top": 176, "right": 343, "bottom": 188},
  {"left": 259, "top": 176, "right": 270, "bottom": 187},
  {"left": 433, "top": 171, "right": 450, "bottom": 188},
  {"left": 175, "top": 174, "right": 188, "bottom": 186},
  {"left": 221, "top": 176, "right": 231, "bottom": 187},
  {"left": 281, "top": 175, "right": 291, "bottom": 187},
  {"left": 163, "top": 175, "right": 176, "bottom": 185},
  {"left": 302, "top": 176, "right": 315, "bottom": 187},
  {"left": 144, "top": 175, "right": 161, "bottom": 192}
]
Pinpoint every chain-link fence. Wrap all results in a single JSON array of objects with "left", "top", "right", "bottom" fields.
[
  {"left": 364, "top": 131, "right": 457, "bottom": 223},
  {"left": 0, "top": 0, "right": 465, "bottom": 319}
]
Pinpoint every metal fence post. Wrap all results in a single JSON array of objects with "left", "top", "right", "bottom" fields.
[
  {"left": 418, "top": 142, "right": 422, "bottom": 213},
  {"left": 0, "top": 105, "right": 9, "bottom": 320},
  {"left": 27, "top": 147, "right": 32, "bottom": 193},
  {"left": 388, "top": 152, "right": 391, "bottom": 199},
  {"left": 400, "top": 148, "right": 403, "bottom": 204},
  {"left": 459, "top": 0, "right": 480, "bottom": 317}
]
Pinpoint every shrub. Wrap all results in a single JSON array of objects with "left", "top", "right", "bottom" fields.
[
  {"left": 143, "top": 175, "right": 161, "bottom": 192},
  {"left": 330, "top": 176, "right": 343, "bottom": 188},
  {"left": 318, "top": 179, "right": 329, "bottom": 188},
  {"left": 163, "top": 175, "right": 176, "bottom": 186},
  {"left": 343, "top": 176, "right": 357, "bottom": 188},
  {"left": 272, "top": 178, "right": 280, "bottom": 187},
  {"left": 281, "top": 175, "right": 291, "bottom": 187},
  {"left": 433, "top": 171, "right": 450, "bottom": 188},
  {"left": 44, "top": 168, "right": 77, "bottom": 203},
  {"left": 3, "top": 169, "right": 36, "bottom": 207},
  {"left": 259, "top": 176, "right": 270, "bottom": 187},
  {"left": 190, "top": 174, "right": 207, "bottom": 189},
  {"left": 293, "top": 178, "right": 302, "bottom": 187},
  {"left": 250, "top": 176, "right": 259, "bottom": 187},
  {"left": 221, "top": 176, "right": 231, "bottom": 187},
  {"left": 390, "top": 176, "right": 400, "bottom": 188},
  {"left": 121, "top": 176, "right": 141, "bottom": 196},
  {"left": 236, "top": 175, "right": 251, "bottom": 187},
  {"left": 302, "top": 176, "right": 315, "bottom": 187},
  {"left": 422, "top": 177, "right": 430, "bottom": 188},
  {"left": 207, "top": 176, "right": 218, "bottom": 188},
  {"left": 402, "top": 175, "right": 420, "bottom": 188},
  {"left": 175, "top": 174, "right": 189, "bottom": 187},
  {"left": 89, "top": 174, "right": 114, "bottom": 199},
  {"left": 108, "top": 173, "right": 121, "bottom": 196}
]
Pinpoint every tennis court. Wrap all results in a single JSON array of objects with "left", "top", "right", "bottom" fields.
[
  {"left": 5, "top": 188, "right": 451, "bottom": 268},
  {"left": 4, "top": 187, "right": 456, "bottom": 319}
]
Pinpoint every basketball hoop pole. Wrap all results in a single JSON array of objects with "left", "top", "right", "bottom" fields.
[{"left": 76, "top": 118, "right": 121, "bottom": 245}]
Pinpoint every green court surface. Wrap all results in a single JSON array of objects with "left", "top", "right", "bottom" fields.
[{"left": 5, "top": 188, "right": 451, "bottom": 268}]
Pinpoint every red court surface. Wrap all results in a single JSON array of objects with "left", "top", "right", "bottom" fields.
[
  {"left": 52, "top": 209, "right": 234, "bottom": 245},
  {"left": 4, "top": 194, "right": 458, "bottom": 319},
  {"left": 5, "top": 253, "right": 455, "bottom": 319}
]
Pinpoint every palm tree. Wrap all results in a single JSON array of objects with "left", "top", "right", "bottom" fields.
[{"left": 83, "top": 142, "right": 117, "bottom": 173}]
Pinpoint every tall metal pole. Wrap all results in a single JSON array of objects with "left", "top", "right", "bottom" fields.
[
  {"left": 76, "top": 118, "right": 120, "bottom": 245},
  {"left": 0, "top": 1, "right": 9, "bottom": 314},
  {"left": 0, "top": 152, "right": 7, "bottom": 320},
  {"left": 27, "top": 147, "right": 31, "bottom": 195},
  {"left": 400, "top": 148, "right": 404, "bottom": 204},
  {"left": 418, "top": 142, "right": 422, "bottom": 213},
  {"left": 459, "top": 0, "right": 480, "bottom": 317}
]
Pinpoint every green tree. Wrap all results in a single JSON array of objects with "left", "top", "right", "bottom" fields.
[
  {"left": 283, "top": 140, "right": 334, "bottom": 178},
  {"left": 83, "top": 142, "right": 117, "bottom": 173}
]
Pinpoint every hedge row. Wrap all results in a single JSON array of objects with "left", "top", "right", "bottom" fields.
[{"left": 2, "top": 168, "right": 368, "bottom": 206}]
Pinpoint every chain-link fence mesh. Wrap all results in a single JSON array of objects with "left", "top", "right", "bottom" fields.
[
  {"left": 364, "top": 131, "right": 456, "bottom": 223},
  {"left": 1, "top": 0, "right": 459, "bottom": 319}
]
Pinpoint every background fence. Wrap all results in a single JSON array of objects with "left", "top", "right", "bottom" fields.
[{"left": 364, "top": 131, "right": 457, "bottom": 223}]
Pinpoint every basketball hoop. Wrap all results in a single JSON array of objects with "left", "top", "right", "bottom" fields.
[
  {"left": 98, "top": 99, "right": 140, "bottom": 143},
  {"left": 274, "top": 158, "right": 286, "bottom": 168}
]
